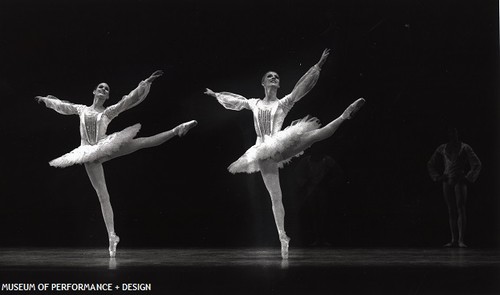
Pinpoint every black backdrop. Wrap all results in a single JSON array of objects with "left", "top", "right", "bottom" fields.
[{"left": 0, "top": 0, "right": 498, "bottom": 248}]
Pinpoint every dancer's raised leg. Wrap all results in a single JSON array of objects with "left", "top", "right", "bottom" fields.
[
  {"left": 134, "top": 120, "right": 197, "bottom": 148},
  {"left": 274, "top": 98, "right": 365, "bottom": 162},
  {"left": 102, "top": 120, "right": 197, "bottom": 162},
  {"left": 260, "top": 160, "right": 290, "bottom": 259},
  {"left": 85, "top": 162, "right": 120, "bottom": 257},
  {"left": 306, "top": 97, "right": 365, "bottom": 144}
]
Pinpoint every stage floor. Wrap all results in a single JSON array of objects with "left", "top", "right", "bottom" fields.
[{"left": 1, "top": 247, "right": 499, "bottom": 294}]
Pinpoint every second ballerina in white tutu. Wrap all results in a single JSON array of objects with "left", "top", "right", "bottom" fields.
[{"left": 205, "top": 49, "right": 365, "bottom": 259}]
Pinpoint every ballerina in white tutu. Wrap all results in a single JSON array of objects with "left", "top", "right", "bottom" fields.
[
  {"left": 205, "top": 49, "right": 365, "bottom": 259},
  {"left": 36, "top": 70, "right": 197, "bottom": 257}
]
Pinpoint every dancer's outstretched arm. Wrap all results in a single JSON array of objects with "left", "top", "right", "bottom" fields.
[
  {"left": 36, "top": 95, "right": 84, "bottom": 115},
  {"left": 204, "top": 88, "right": 251, "bottom": 111},
  {"left": 105, "top": 70, "right": 163, "bottom": 120},
  {"left": 281, "top": 49, "right": 330, "bottom": 110}
]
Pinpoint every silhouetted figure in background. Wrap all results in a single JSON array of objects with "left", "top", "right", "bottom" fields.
[
  {"left": 428, "top": 128, "right": 481, "bottom": 248},
  {"left": 295, "top": 153, "right": 346, "bottom": 246}
]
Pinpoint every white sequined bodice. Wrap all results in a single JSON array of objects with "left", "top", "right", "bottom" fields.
[{"left": 79, "top": 109, "right": 110, "bottom": 146}]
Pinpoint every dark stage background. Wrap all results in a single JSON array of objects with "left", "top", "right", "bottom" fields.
[{"left": 0, "top": 0, "right": 498, "bottom": 249}]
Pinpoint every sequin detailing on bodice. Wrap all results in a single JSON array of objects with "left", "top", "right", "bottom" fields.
[
  {"left": 84, "top": 113, "right": 98, "bottom": 145},
  {"left": 258, "top": 108, "right": 272, "bottom": 136}
]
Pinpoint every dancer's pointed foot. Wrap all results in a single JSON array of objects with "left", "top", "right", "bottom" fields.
[
  {"left": 175, "top": 120, "right": 198, "bottom": 137},
  {"left": 280, "top": 235, "right": 290, "bottom": 259},
  {"left": 458, "top": 241, "right": 468, "bottom": 248},
  {"left": 342, "top": 98, "right": 365, "bottom": 120},
  {"left": 109, "top": 234, "right": 120, "bottom": 258}
]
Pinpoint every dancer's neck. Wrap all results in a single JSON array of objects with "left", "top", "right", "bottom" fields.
[
  {"left": 92, "top": 97, "right": 105, "bottom": 111},
  {"left": 263, "top": 87, "right": 278, "bottom": 102}
]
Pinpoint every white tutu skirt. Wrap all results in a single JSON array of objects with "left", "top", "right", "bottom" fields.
[
  {"left": 228, "top": 116, "right": 321, "bottom": 174},
  {"left": 49, "top": 124, "right": 141, "bottom": 168}
]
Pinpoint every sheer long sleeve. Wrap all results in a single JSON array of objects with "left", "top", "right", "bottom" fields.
[
  {"left": 214, "top": 92, "right": 251, "bottom": 111},
  {"left": 38, "top": 96, "right": 83, "bottom": 115},
  {"left": 427, "top": 145, "right": 444, "bottom": 181},
  {"left": 464, "top": 144, "right": 482, "bottom": 183},
  {"left": 105, "top": 80, "right": 152, "bottom": 120},
  {"left": 280, "top": 65, "right": 321, "bottom": 112}
]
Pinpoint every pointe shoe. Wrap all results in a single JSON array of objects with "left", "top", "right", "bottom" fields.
[
  {"left": 280, "top": 236, "right": 291, "bottom": 260},
  {"left": 109, "top": 234, "right": 120, "bottom": 258},
  {"left": 342, "top": 98, "right": 365, "bottom": 120},
  {"left": 176, "top": 120, "right": 198, "bottom": 137}
]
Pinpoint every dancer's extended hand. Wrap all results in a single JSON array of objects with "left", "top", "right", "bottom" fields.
[
  {"left": 317, "top": 48, "right": 330, "bottom": 68},
  {"left": 35, "top": 95, "right": 59, "bottom": 102},
  {"left": 204, "top": 88, "right": 216, "bottom": 97},
  {"left": 145, "top": 70, "right": 164, "bottom": 83}
]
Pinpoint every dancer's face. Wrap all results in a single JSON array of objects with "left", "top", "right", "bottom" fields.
[
  {"left": 93, "top": 83, "right": 110, "bottom": 100},
  {"left": 262, "top": 71, "right": 280, "bottom": 89}
]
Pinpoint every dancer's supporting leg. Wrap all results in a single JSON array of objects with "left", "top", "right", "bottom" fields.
[
  {"left": 87, "top": 120, "right": 196, "bottom": 257},
  {"left": 260, "top": 160, "right": 290, "bottom": 259},
  {"left": 85, "top": 162, "right": 120, "bottom": 257},
  {"left": 103, "top": 120, "right": 197, "bottom": 162},
  {"left": 455, "top": 183, "right": 468, "bottom": 248},
  {"left": 443, "top": 182, "right": 458, "bottom": 247}
]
